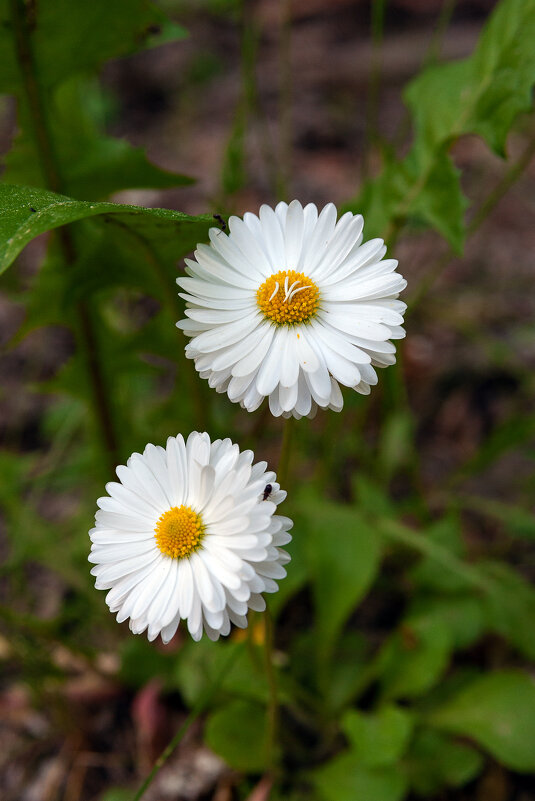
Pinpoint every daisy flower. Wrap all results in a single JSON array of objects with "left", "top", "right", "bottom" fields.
[
  {"left": 88, "top": 433, "right": 291, "bottom": 643},
  {"left": 177, "top": 200, "right": 406, "bottom": 418}
]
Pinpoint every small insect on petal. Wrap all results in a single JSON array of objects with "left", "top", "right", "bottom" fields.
[{"left": 88, "top": 434, "right": 292, "bottom": 643}]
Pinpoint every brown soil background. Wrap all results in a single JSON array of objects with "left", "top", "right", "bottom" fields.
[{"left": 1, "top": 1, "right": 535, "bottom": 799}]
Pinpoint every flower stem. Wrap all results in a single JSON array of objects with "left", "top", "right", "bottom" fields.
[
  {"left": 8, "top": 0, "right": 61, "bottom": 192},
  {"left": 263, "top": 607, "right": 279, "bottom": 775},
  {"left": 260, "top": 416, "right": 295, "bottom": 774},
  {"left": 132, "top": 646, "right": 238, "bottom": 801},
  {"left": 9, "top": 0, "right": 119, "bottom": 474},
  {"left": 277, "top": 415, "right": 294, "bottom": 488}
]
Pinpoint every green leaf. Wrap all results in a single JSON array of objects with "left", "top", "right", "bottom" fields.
[
  {"left": 60, "top": 227, "right": 157, "bottom": 307},
  {"left": 3, "top": 78, "right": 192, "bottom": 198},
  {"left": 13, "top": 220, "right": 164, "bottom": 342},
  {"left": 99, "top": 790, "right": 133, "bottom": 801},
  {"left": 378, "top": 614, "right": 452, "bottom": 699},
  {"left": 267, "top": 512, "right": 309, "bottom": 618},
  {"left": 352, "top": 475, "right": 396, "bottom": 518},
  {"left": 323, "top": 632, "right": 369, "bottom": 712},
  {"left": 356, "top": 126, "right": 471, "bottom": 251},
  {"left": 119, "top": 637, "right": 174, "bottom": 689},
  {"left": 479, "top": 561, "right": 535, "bottom": 660},
  {"left": 407, "top": 0, "right": 535, "bottom": 157},
  {"left": 174, "top": 640, "right": 268, "bottom": 708},
  {"left": 430, "top": 670, "right": 535, "bottom": 771},
  {"left": 296, "top": 493, "right": 382, "bottom": 665},
  {"left": 408, "top": 596, "right": 485, "bottom": 651},
  {"left": 345, "top": 0, "right": 535, "bottom": 249},
  {"left": 378, "top": 410, "right": 414, "bottom": 480},
  {"left": 0, "top": 0, "right": 187, "bottom": 93},
  {"left": 204, "top": 699, "right": 268, "bottom": 772},
  {"left": 0, "top": 183, "right": 213, "bottom": 275},
  {"left": 406, "top": 730, "right": 484, "bottom": 796},
  {"left": 313, "top": 755, "right": 408, "bottom": 801},
  {"left": 342, "top": 706, "right": 413, "bottom": 768},
  {"left": 460, "top": 494, "right": 535, "bottom": 541},
  {"left": 405, "top": 150, "right": 468, "bottom": 252},
  {"left": 410, "top": 515, "right": 468, "bottom": 593},
  {"left": 65, "top": 138, "right": 193, "bottom": 200},
  {"left": 381, "top": 518, "right": 492, "bottom": 594}
]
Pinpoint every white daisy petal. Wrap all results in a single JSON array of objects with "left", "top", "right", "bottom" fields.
[
  {"left": 208, "top": 227, "right": 264, "bottom": 279},
  {"left": 255, "top": 327, "right": 286, "bottom": 395},
  {"left": 188, "top": 313, "right": 260, "bottom": 353},
  {"left": 279, "top": 381, "right": 299, "bottom": 413},
  {"left": 160, "top": 614, "right": 180, "bottom": 644},
  {"left": 211, "top": 324, "right": 272, "bottom": 374},
  {"left": 89, "top": 433, "right": 291, "bottom": 642},
  {"left": 165, "top": 435, "right": 187, "bottom": 507},
  {"left": 295, "top": 329, "right": 320, "bottom": 373},
  {"left": 178, "top": 276, "right": 250, "bottom": 301},
  {"left": 126, "top": 455, "right": 170, "bottom": 510},
  {"left": 300, "top": 203, "right": 320, "bottom": 254},
  {"left": 259, "top": 203, "right": 286, "bottom": 269},
  {"left": 177, "top": 201, "right": 405, "bottom": 418},
  {"left": 188, "top": 247, "right": 258, "bottom": 289},
  {"left": 104, "top": 482, "right": 158, "bottom": 518},
  {"left": 226, "top": 217, "right": 272, "bottom": 275},
  {"left": 284, "top": 199, "right": 305, "bottom": 268},
  {"left": 300, "top": 202, "right": 337, "bottom": 271},
  {"left": 177, "top": 558, "right": 194, "bottom": 619},
  {"left": 313, "top": 212, "right": 363, "bottom": 278}
]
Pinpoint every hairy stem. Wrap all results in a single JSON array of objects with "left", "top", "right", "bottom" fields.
[
  {"left": 263, "top": 607, "right": 279, "bottom": 774},
  {"left": 10, "top": 0, "right": 119, "bottom": 473},
  {"left": 132, "top": 646, "right": 238, "bottom": 801},
  {"left": 9, "top": 0, "right": 61, "bottom": 191},
  {"left": 258, "top": 415, "right": 296, "bottom": 776},
  {"left": 277, "top": 415, "right": 294, "bottom": 488}
]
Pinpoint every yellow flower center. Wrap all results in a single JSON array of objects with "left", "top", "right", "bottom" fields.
[
  {"left": 256, "top": 269, "right": 320, "bottom": 325},
  {"left": 154, "top": 505, "right": 205, "bottom": 559}
]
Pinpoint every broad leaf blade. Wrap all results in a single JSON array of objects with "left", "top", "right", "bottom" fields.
[
  {"left": 406, "top": 730, "right": 484, "bottom": 795},
  {"left": 342, "top": 706, "right": 413, "bottom": 768},
  {"left": 2, "top": 78, "right": 193, "bottom": 198},
  {"left": 346, "top": 0, "right": 535, "bottom": 249},
  {"left": 204, "top": 699, "right": 269, "bottom": 772},
  {"left": 378, "top": 614, "right": 452, "bottom": 700},
  {"left": 313, "top": 755, "right": 408, "bottom": 801},
  {"left": 430, "top": 670, "right": 535, "bottom": 771},
  {"left": 406, "top": 0, "right": 535, "bottom": 156},
  {"left": 296, "top": 493, "right": 382, "bottom": 666},
  {"left": 0, "top": 183, "right": 213, "bottom": 275},
  {"left": 0, "top": 0, "right": 187, "bottom": 92}
]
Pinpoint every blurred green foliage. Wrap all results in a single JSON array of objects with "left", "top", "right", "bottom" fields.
[
  {"left": 345, "top": 0, "right": 535, "bottom": 251},
  {"left": 0, "top": 0, "right": 534, "bottom": 799}
]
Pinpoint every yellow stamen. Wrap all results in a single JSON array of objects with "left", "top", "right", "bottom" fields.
[
  {"left": 154, "top": 505, "right": 205, "bottom": 559},
  {"left": 257, "top": 269, "right": 320, "bottom": 325}
]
